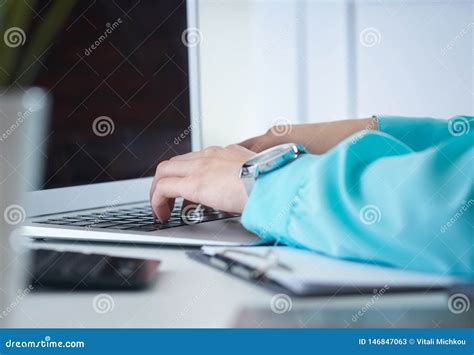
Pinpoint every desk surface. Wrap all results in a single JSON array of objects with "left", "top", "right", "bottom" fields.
[{"left": 13, "top": 241, "right": 454, "bottom": 328}]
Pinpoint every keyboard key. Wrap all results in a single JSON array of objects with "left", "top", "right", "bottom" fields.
[
  {"left": 32, "top": 204, "right": 239, "bottom": 230},
  {"left": 65, "top": 221, "right": 95, "bottom": 227},
  {"left": 106, "top": 224, "right": 138, "bottom": 230},
  {"left": 126, "top": 225, "right": 162, "bottom": 232},
  {"left": 89, "top": 221, "right": 124, "bottom": 228}
]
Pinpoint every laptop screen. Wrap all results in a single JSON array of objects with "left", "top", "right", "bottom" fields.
[{"left": 32, "top": 0, "right": 192, "bottom": 189}]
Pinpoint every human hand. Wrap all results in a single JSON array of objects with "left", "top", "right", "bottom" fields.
[
  {"left": 239, "top": 118, "right": 377, "bottom": 154},
  {"left": 150, "top": 145, "right": 255, "bottom": 223}
]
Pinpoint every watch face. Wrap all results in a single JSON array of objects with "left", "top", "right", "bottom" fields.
[
  {"left": 243, "top": 143, "right": 305, "bottom": 176},
  {"left": 244, "top": 144, "right": 294, "bottom": 167}
]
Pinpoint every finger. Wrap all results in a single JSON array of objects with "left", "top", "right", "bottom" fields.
[
  {"left": 182, "top": 199, "right": 211, "bottom": 210},
  {"left": 156, "top": 159, "right": 200, "bottom": 179},
  {"left": 170, "top": 146, "right": 226, "bottom": 161},
  {"left": 169, "top": 151, "right": 203, "bottom": 161},
  {"left": 151, "top": 177, "right": 189, "bottom": 222},
  {"left": 149, "top": 159, "right": 199, "bottom": 203},
  {"left": 151, "top": 197, "right": 176, "bottom": 220}
]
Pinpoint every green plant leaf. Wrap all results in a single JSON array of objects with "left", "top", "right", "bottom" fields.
[
  {"left": 0, "top": 0, "right": 37, "bottom": 87},
  {"left": 17, "top": 0, "right": 76, "bottom": 87}
]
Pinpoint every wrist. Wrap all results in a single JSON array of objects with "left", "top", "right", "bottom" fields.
[
  {"left": 239, "top": 143, "right": 307, "bottom": 196},
  {"left": 366, "top": 116, "right": 379, "bottom": 131}
]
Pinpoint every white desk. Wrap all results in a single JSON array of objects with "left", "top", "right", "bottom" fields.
[{"left": 13, "top": 241, "right": 452, "bottom": 328}]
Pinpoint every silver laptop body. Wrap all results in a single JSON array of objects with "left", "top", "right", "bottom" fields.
[{"left": 21, "top": 0, "right": 260, "bottom": 247}]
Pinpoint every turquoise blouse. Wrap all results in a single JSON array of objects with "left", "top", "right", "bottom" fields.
[{"left": 242, "top": 115, "right": 473, "bottom": 278}]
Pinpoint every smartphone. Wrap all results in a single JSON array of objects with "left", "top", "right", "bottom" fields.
[{"left": 30, "top": 249, "right": 160, "bottom": 290}]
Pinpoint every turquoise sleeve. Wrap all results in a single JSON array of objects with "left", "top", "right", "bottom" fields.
[
  {"left": 241, "top": 116, "right": 473, "bottom": 278},
  {"left": 377, "top": 115, "right": 473, "bottom": 151}
]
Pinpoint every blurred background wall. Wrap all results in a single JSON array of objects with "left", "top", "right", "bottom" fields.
[{"left": 198, "top": 0, "right": 473, "bottom": 146}]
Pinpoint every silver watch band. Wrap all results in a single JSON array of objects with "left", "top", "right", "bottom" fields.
[
  {"left": 239, "top": 143, "right": 306, "bottom": 197},
  {"left": 241, "top": 176, "right": 255, "bottom": 197}
]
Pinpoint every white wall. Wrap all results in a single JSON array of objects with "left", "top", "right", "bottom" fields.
[
  {"left": 198, "top": 0, "right": 258, "bottom": 147},
  {"left": 198, "top": 0, "right": 302, "bottom": 146},
  {"left": 354, "top": 0, "right": 473, "bottom": 118},
  {"left": 199, "top": 0, "right": 473, "bottom": 147},
  {"left": 306, "top": 0, "right": 352, "bottom": 120}
]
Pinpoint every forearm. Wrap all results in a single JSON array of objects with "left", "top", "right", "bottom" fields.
[
  {"left": 297, "top": 117, "right": 378, "bottom": 154},
  {"left": 240, "top": 117, "right": 377, "bottom": 154},
  {"left": 242, "top": 129, "right": 473, "bottom": 277}
]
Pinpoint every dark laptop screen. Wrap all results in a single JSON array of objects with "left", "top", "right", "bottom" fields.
[{"left": 32, "top": 0, "right": 191, "bottom": 189}]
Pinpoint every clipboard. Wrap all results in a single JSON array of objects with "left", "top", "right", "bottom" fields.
[{"left": 187, "top": 246, "right": 460, "bottom": 297}]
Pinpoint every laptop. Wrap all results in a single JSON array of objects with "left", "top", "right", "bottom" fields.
[{"left": 21, "top": 0, "right": 260, "bottom": 246}]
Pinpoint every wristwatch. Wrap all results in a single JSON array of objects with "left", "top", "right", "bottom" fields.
[{"left": 239, "top": 143, "right": 307, "bottom": 196}]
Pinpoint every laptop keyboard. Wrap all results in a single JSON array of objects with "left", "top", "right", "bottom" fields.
[{"left": 33, "top": 204, "right": 237, "bottom": 232}]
